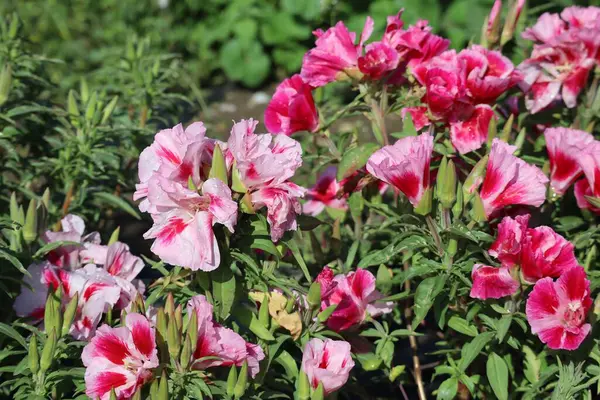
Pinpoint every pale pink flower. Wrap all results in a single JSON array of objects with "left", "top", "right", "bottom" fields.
[
  {"left": 251, "top": 182, "right": 305, "bottom": 242},
  {"left": 44, "top": 214, "right": 100, "bottom": 270},
  {"left": 187, "top": 295, "right": 265, "bottom": 378},
  {"left": 317, "top": 267, "right": 393, "bottom": 332},
  {"left": 480, "top": 139, "right": 548, "bottom": 217},
  {"left": 143, "top": 178, "right": 237, "bottom": 271},
  {"left": 264, "top": 74, "right": 319, "bottom": 135},
  {"left": 303, "top": 166, "right": 347, "bottom": 217},
  {"left": 82, "top": 313, "right": 158, "bottom": 400},
  {"left": 576, "top": 141, "right": 600, "bottom": 200},
  {"left": 301, "top": 338, "right": 354, "bottom": 394},
  {"left": 366, "top": 133, "right": 433, "bottom": 206},
  {"left": 520, "top": 226, "right": 579, "bottom": 283},
  {"left": 522, "top": 13, "right": 566, "bottom": 44},
  {"left": 358, "top": 41, "right": 400, "bottom": 80},
  {"left": 469, "top": 264, "right": 519, "bottom": 300},
  {"left": 526, "top": 266, "right": 592, "bottom": 350},
  {"left": 560, "top": 6, "right": 600, "bottom": 30},
  {"left": 544, "top": 127, "right": 594, "bottom": 195},
  {"left": 488, "top": 214, "right": 530, "bottom": 267},
  {"left": 301, "top": 17, "right": 374, "bottom": 87}
]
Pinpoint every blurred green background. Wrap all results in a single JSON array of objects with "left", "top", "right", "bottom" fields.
[{"left": 1, "top": 0, "right": 596, "bottom": 91}]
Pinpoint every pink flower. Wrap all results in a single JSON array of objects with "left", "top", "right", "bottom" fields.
[
  {"left": 486, "top": 0, "right": 502, "bottom": 36},
  {"left": 300, "top": 18, "right": 374, "bottom": 87},
  {"left": 366, "top": 133, "right": 433, "bottom": 206},
  {"left": 303, "top": 166, "right": 347, "bottom": 216},
  {"left": 520, "top": 226, "right": 579, "bottom": 283},
  {"left": 526, "top": 266, "right": 592, "bottom": 350},
  {"left": 385, "top": 20, "right": 450, "bottom": 70},
  {"left": 187, "top": 295, "right": 265, "bottom": 378},
  {"left": 143, "top": 177, "right": 237, "bottom": 271},
  {"left": 449, "top": 104, "right": 496, "bottom": 154},
  {"left": 574, "top": 179, "right": 600, "bottom": 214},
  {"left": 544, "top": 127, "right": 594, "bottom": 195},
  {"left": 488, "top": 214, "right": 530, "bottom": 267},
  {"left": 576, "top": 141, "right": 600, "bottom": 200},
  {"left": 480, "top": 139, "right": 548, "bottom": 217},
  {"left": 301, "top": 338, "right": 354, "bottom": 394},
  {"left": 317, "top": 267, "right": 393, "bottom": 332},
  {"left": 251, "top": 182, "right": 305, "bottom": 242},
  {"left": 82, "top": 313, "right": 158, "bottom": 399},
  {"left": 401, "top": 107, "right": 431, "bottom": 131},
  {"left": 264, "top": 74, "right": 319, "bottom": 136},
  {"left": 560, "top": 6, "right": 600, "bottom": 30},
  {"left": 358, "top": 41, "right": 400, "bottom": 80},
  {"left": 44, "top": 214, "right": 100, "bottom": 270},
  {"left": 522, "top": 13, "right": 566, "bottom": 44},
  {"left": 469, "top": 264, "right": 519, "bottom": 300}
]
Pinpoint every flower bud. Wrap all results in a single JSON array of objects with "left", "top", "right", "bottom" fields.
[
  {"left": 158, "top": 369, "right": 168, "bottom": 400},
  {"left": 463, "top": 155, "right": 489, "bottom": 204},
  {"left": 29, "top": 335, "right": 39, "bottom": 374},
  {"left": 258, "top": 294, "right": 270, "bottom": 328},
  {"left": 414, "top": 187, "right": 433, "bottom": 216},
  {"left": 165, "top": 293, "right": 175, "bottom": 316},
  {"left": 513, "top": 127, "right": 526, "bottom": 156},
  {"left": 311, "top": 382, "right": 325, "bottom": 400},
  {"left": 23, "top": 199, "right": 38, "bottom": 243},
  {"left": 452, "top": 183, "right": 464, "bottom": 219},
  {"left": 436, "top": 157, "right": 457, "bottom": 209},
  {"left": 62, "top": 292, "right": 79, "bottom": 337},
  {"left": 0, "top": 63, "right": 12, "bottom": 106},
  {"left": 9, "top": 192, "right": 19, "bottom": 223},
  {"left": 150, "top": 379, "right": 159, "bottom": 400},
  {"left": 8, "top": 14, "right": 19, "bottom": 39},
  {"left": 166, "top": 316, "right": 181, "bottom": 360},
  {"left": 227, "top": 365, "right": 238, "bottom": 397},
  {"left": 307, "top": 282, "right": 321, "bottom": 308},
  {"left": 501, "top": 0, "right": 526, "bottom": 45},
  {"left": 44, "top": 287, "right": 62, "bottom": 336},
  {"left": 500, "top": 113, "right": 514, "bottom": 142},
  {"left": 174, "top": 305, "right": 183, "bottom": 333},
  {"left": 108, "top": 226, "right": 120, "bottom": 245},
  {"left": 231, "top": 160, "right": 247, "bottom": 193},
  {"left": 209, "top": 144, "right": 228, "bottom": 186},
  {"left": 180, "top": 336, "right": 192, "bottom": 368},
  {"left": 186, "top": 310, "right": 198, "bottom": 354},
  {"left": 85, "top": 91, "right": 97, "bottom": 122},
  {"left": 471, "top": 192, "right": 488, "bottom": 222},
  {"left": 297, "top": 370, "right": 310, "bottom": 400},
  {"left": 233, "top": 360, "right": 248, "bottom": 399},
  {"left": 156, "top": 308, "right": 168, "bottom": 339},
  {"left": 485, "top": 0, "right": 502, "bottom": 48},
  {"left": 40, "top": 329, "right": 57, "bottom": 373}
]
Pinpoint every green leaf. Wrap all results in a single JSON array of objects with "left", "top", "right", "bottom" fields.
[
  {"left": 336, "top": 143, "right": 380, "bottom": 181},
  {"left": 94, "top": 192, "right": 141, "bottom": 220},
  {"left": 437, "top": 376, "right": 458, "bottom": 400},
  {"left": 219, "top": 40, "right": 270, "bottom": 88},
  {"left": 0, "top": 249, "right": 29, "bottom": 276},
  {"left": 283, "top": 236, "right": 311, "bottom": 282},
  {"left": 412, "top": 275, "right": 447, "bottom": 330},
  {"left": 495, "top": 315, "right": 512, "bottom": 343},
  {"left": 458, "top": 332, "right": 494, "bottom": 372},
  {"left": 487, "top": 353, "right": 509, "bottom": 400},
  {"left": 211, "top": 264, "right": 236, "bottom": 320},
  {"left": 232, "top": 307, "right": 275, "bottom": 341},
  {"left": 358, "top": 236, "right": 427, "bottom": 268},
  {"left": 0, "top": 323, "right": 27, "bottom": 349},
  {"left": 33, "top": 241, "right": 81, "bottom": 259},
  {"left": 448, "top": 316, "right": 478, "bottom": 337}
]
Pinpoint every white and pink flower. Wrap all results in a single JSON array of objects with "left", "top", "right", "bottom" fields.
[
  {"left": 469, "top": 264, "right": 519, "bottom": 300},
  {"left": 303, "top": 166, "right": 347, "bottom": 217},
  {"left": 366, "top": 133, "right": 433, "bottom": 206},
  {"left": 488, "top": 214, "right": 530, "bottom": 267},
  {"left": 526, "top": 266, "right": 592, "bottom": 350},
  {"left": 301, "top": 338, "right": 354, "bottom": 394},
  {"left": 82, "top": 313, "right": 158, "bottom": 399}
]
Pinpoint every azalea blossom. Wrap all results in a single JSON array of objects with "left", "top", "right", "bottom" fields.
[
  {"left": 82, "top": 313, "right": 158, "bottom": 399},
  {"left": 303, "top": 166, "right": 348, "bottom": 216},
  {"left": 301, "top": 17, "right": 374, "bottom": 87},
  {"left": 488, "top": 214, "right": 531, "bottom": 267},
  {"left": 264, "top": 74, "right": 319, "bottom": 135},
  {"left": 469, "top": 264, "right": 519, "bottom": 300},
  {"left": 187, "top": 295, "right": 265, "bottom": 378},
  {"left": 479, "top": 139, "right": 548, "bottom": 217},
  {"left": 526, "top": 266, "right": 592, "bottom": 350},
  {"left": 316, "top": 267, "right": 393, "bottom": 332},
  {"left": 544, "top": 127, "right": 594, "bottom": 195},
  {"left": 301, "top": 338, "right": 355, "bottom": 394},
  {"left": 366, "top": 132, "right": 433, "bottom": 206},
  {"left": 520, "top": 226, "right": 579, "bottom": 283},
  {"left": 143, "top": 177, "right": 237, "bottom": 271}
]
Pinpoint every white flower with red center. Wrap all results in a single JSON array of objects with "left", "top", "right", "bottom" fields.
[{"left": 301, "top": 338, "right": 355, "bottom": 394}]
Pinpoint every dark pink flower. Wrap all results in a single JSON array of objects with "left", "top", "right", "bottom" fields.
[
  {"left": 317, "top": 268, "right": 392, "bottom": 332},
  {"left": 300, "top": 18, "right": 374, "bottom": 87},
  {"left": 358, "top": 41, "right": 400, "bottom": 80},
  {"left": 544, "top": 127, "right": 594, "bottom": 195},
  {"left": 488, "top": 214, "right": 530, "bottom": 267},
  {"left": 303, "top": 166, "right": 347, "bottom": 217},
  {"left": 366, "top": 133, "right": 433, "bottom": 206},
  {"left": 264, "top": 74, "right": 318, "bottom": 136},
  {"left": 82, "top": 313, "right": 158, "bottom": 400},
  {"left": 574, "top": 179, "right": 600, "bottom": 214},
  {"left": 469, "top": 264, "right": 519, "bottom": 300},
  {"left": 526, "top": 266, "right": 592, "bottom": 350},
  {"left": 385, "top": 20, "right": 450, "bottom": 70},
  {"left": 520, "top": 226, "right": 579, "bottom": 283},
  {"left": 480, "top": 139, "right": 548, "bottom": 217},
  {"left": 301, "top": 338, "right": 354, "bottom": 394},
  {"left": 401, "top": 107, "right": 431, "bottom": 131}
]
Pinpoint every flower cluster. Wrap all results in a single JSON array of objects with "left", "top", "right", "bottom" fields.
[
  {"left": 519, "top": 6, "right": 600, "bottom": 113},
  {"left": 471, "top": 213, "right": 591, "bottom": 350},
  {"left": 14, "top": 215, "right": 144, "bottom": 340}
]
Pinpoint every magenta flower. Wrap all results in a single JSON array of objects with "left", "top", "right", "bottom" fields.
[
  {"left": 316, "top": 267, "right": 393, "bottom": 332},
  {"left": 300, "top": 17, "right": 374, "bottom": 87},
  {"left": 82, "top": 313, "right": 158, "bottom": 399},
  {"left": 366, "top": 133, "right": 433, "bottom": 206},
  {"left": 264, "top": 74, "right": 319, "bottom": 136},
  {"left": 143, "top": 177, "right": 237, "bottom": 271},
  {"left": 526, "top": 266, "right": 592, "bottom": 350},
  {"left": 480, "top": 139, "right": 548, "bottom": 217},
  {"left": 301, "top": 338, "right": 355, "bottom": 394},
  {"left": 576, "top": 141, "right": 600, "bottom": 211},
  {"left": 449, "top": 104, "right": 496, "bottom": 154},
  {"left": 544, "top": 127, "right": 594, "bottom": 195},
  {"left": 488, "top": 214, "right": 530, "bottom": 268},
  {"left": 574, "top": 179, "right": 600, "bottom": 214},
  {"left": 303, "top": 166, "right": 347, "bottom": 217},
  {"left": 520, "top": 226, "right": 579, "bottom": 283},
  {"left": 469, "top": 264, "right": 519, "bottom": 300},
  {"left": 358, "top": 41, "right": 400, "bottom": 80},
  {"left": 401, "top": 107, "right": 431, "bottom": 131},
  {"left": 187, "top": 295, "right": 265, "bottom": 378},
  {"left": 486, "top": 0, "right": 502, "bottom": 36}
]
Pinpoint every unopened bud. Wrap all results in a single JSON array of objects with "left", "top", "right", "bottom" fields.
[
  {"left": 463, "top": 155, "right": 489, "bottom": 203},
  {"left": 23, "top": 199, "right": 38, "bottom": 243},
  {"left": 9, "top": 192, "right": 19, "bottom": 223},
  {"left": 29, "top": 335, "right": 39, "bottom": 374},
  {"left": 501, "top": 0, "right": 526, "bottom": 46},
  {"left": 165, "top": 293, "right": 175, "bottom": 315},
  {"left": 40, "top": 329, "right": 57, "bottom": 373},
  {"left": 186, "top": 310, "right": 198, "bottom": 354},
  {"left": 485, "top": 0, "right": 502, "bottom": 48},
  {"left": 231, "top": 160, "right": 247, "bottom": 193},
  {"left": 258, "top": 294, "right": 270, "bottom": 328},
  {"left": 158, "top": 369, "right": 168, "bottom": 400},
  {"left": 227, "top": 365, "right": 238, "bottom": 397},
  {"left": 101, "top": 96, "right": 119, "bottom": 124},
  {"left": 44, "top": 287, "right": 62, "bottom": 335},
  {"left": 471, "top": 192, "right": 488, "bottom": 222},
  {"left": 500, "top": 113, "right": 514, "bottom": 142},
  {"left": 414, "top": 187, "right": 433, "bottom": 216},
  {"left": 307, "top": 282, "right": 321, "bottom": 308},
  {"left": 67, "top": 90, "right": 80, "bottom": 118},
  {"left": 436, "top": 157, "right": 457, "bottom": 209},
  {"left": 452, "top": 183, "right": 464, "bottom": 219},
  {"left": 167, "top": 317, "right": 181, "bottom": 360},
  {"left": 233, "top": 360, "right": 248, "bottom": 399},
  {"left": 85, "top": 91, "right": 97, "bottom": 122},
  {"left": 180, "top": 336, "right": 192, "bottom": 368},
  {"left": 209, "top": 144, "right": 228, "bottom": 186},
  {"left": 62, "top": 293, "right": 79, "bottom": 337},
  {"left": 0, "top": 63, "right": 12, "bottom": 106}
]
